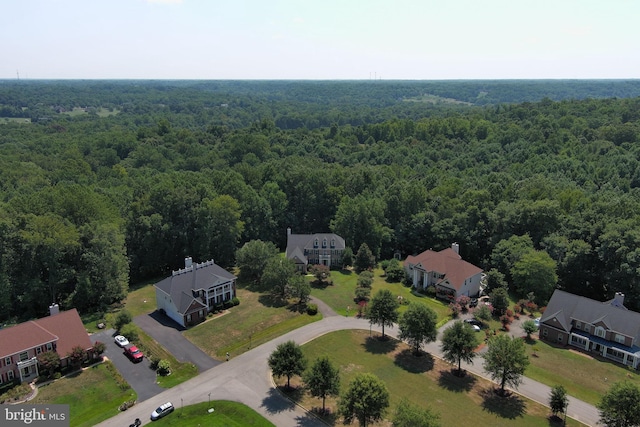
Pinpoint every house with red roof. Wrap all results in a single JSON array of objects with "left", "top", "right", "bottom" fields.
[
  {"left": 0, "top": 307, "right": 93, "bottom": 384},
  {"left": 404, "top": 243, "right": 483, "bottom": 301}
]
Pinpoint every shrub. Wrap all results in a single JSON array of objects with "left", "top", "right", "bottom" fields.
[
  {"left": 157, "top": 360, "right": 171, "bottom": 376},
  {"left": 120, "top": 323, "right": 140, "bottom": 344},
  {"left": 306, "top": 303, "right": 318, "bottom": 316},
  {"left": 114, "top": 310, "right": 132, "bottom": 332},
  {"left": 355, "top": 286, "right": 370, "bottom": 302},
  {"left": 119, "top": 400, "right": 136, "bottom": 411},
  {"left": 231, "top": 297, "right": 240, "bottom": 306}
]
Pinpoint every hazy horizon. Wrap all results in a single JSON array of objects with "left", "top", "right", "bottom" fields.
[{"left": 3, "top": 0, "right": 639, "bottom": 80}]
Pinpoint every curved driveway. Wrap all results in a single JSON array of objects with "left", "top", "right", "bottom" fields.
[{"left": 95, "top": 313, "right": 600, "bottom": 427}]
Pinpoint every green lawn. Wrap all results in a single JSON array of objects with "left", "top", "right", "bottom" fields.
[
  {"left": 31, "top": 362, "right": 136, "bottom": 427},
  {"left": 150, "top": 401, "right": 275, "bottom": 426},
  {"left": 184, "top": 284, "right": 321, "bottom": 359},
  {"left": 310, "top": 268, "right": 451, "bottom": 323},
  {"left": 286, "top": 330, "right": 585, "bottom": 427},
  {"left": 524, "top": 337, "right": 640, "bottom": 405}
]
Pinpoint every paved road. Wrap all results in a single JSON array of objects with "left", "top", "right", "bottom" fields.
[{"left": 96, "top": 314, "right": 601, "bottom": 427}]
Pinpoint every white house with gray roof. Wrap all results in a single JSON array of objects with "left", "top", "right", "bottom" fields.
[
  {"left": 285, "top": 228, "right": 346, "bottom": 273},
  {"left": 155, "top": 257, "right": 236, "bottom": 328},
  {"left": 540, "top": 289, "right": 640, "bottom": 368}
]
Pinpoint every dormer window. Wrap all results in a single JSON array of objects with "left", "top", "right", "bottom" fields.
[
  {"left": 314, "top": 239, "right": 318, "bottom": 248},
  {"left": 331, "top": 239, "right": 335, "bottom": 248},
  {"left": 322, "top": 239, "right": 327, "bottom": 248},
  {"left": 595, "top": 326, "right": 606, "bottom": 338}
]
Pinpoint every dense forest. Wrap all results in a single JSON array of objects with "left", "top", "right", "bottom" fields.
[{"left": 1, "top": 79, "right": 640, "bottom": 322}]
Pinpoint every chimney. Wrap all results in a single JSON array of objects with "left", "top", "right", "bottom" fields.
[
  {"left": 612, "top": 292, "right": 625, "bottom": 308},
  {"left": 451, "top": 242, "right": 460, "bottom": 255},
  {"left": 287, "top": 227, "right": 292, "bottom": 237},
  {"left": 49, "top": 303, "right": 59, "bottom": 316},
  {"left": 185, "top": 256, "right": 193, "bottom": 269}
]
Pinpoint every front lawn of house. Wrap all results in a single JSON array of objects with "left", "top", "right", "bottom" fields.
[
  {"left": 524, "top": 337, "right": 640, "bottom": 406},
  {"left": 31, "top": 362, "right": 136, "bottom": 427},
  {"left": 309, "top": 267, "right": 451, "bottom": 323},
  {"left": 184, "top": 283, "right": 321, "bottom": 360},
  {"left": 281, "top": 329, "right": 586, "bottom": 427}
]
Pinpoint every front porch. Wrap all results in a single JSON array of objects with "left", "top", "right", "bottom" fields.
[
  {"left": 570, "top": 330, "right": 640, "bottom": 368},
  {"left": 17, "top": 357, "right": 39, "bottom": 383}
]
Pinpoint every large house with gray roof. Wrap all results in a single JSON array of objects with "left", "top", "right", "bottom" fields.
[
  {"left": 404, "top": 244, "right": 483, "bottom": 301},
  {"left": 540, "top": 289, "right": 640, "bottom": 369},
  {"left": 285, "top": 228, "right": 346, "bottom": 273},
  {"left": 155, "top": 257, "right": 236, "bottom": 328}
]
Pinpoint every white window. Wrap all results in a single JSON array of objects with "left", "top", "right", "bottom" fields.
[
  {"left": 36, "top": 347, "right": 42, "bottom": 355},
  {"left": 615, "top": 334, "right": 626, "bottom": 344},
  {"left": 186, "top": 314, "right": 192, "bottom": 322},
  {"left": 19, "top": 352, "right": 28, "bottom": 362},
  {"left": 4, "top": 357, "right": 11, "bottom": 366},
  {"left": 584, "top": 325, "right": 591, "bottom": 333},
  {"left": 46, "top": 343, "right": 53, "bottom": 351},
  {"left": 331, "top": 239, "right": 335, "bottom": 248},
  {"left": 575, "top": 321, "right": 581, "bottom": 329},
  {"left": 314, "top": 239, "right": 318, "bottom": 248},
  {"left": 542, "top": 329, "right": 548, "bottom": 337},
  {"left": 7, "top": 371, "right": 14, "bottom": 381},
  {"left": 595, "top": 327, "right": 606, "bottom": 338},
  {"left": 322, "top": 239, "right": 327, "bottom": 248}
]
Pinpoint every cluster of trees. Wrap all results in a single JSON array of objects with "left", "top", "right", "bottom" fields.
[
  {"left": 2, "top": 80, "right": 640, "bottom": 321},
  {"left": 267, "top": 340, "right": 440, "bottom": 426}
]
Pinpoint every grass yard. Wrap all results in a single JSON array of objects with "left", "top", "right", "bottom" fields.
[
  {"left": 31, "top": 362, "right": 136, "bottom": 427},
  {"left": 281, "top": 330, "right": 585, "bottom": 427},
  {"left": 184, "top": 284, "right": 321, "bottom": 359},
  {"left": 524, "top": 337, "right": 640, "bottom": 405},
  {"left": 147, "top": 400, "right": 275, "bottom": 426},
  {"left": 310, "top": 268, "right": 451, "bottom": 323},
  {"left": 136, "top": 328, "right": 198, "bottom": 388}
]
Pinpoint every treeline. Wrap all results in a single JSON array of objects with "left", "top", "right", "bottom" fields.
[{"left": 1, "top": 81, "right": 640, "bottom": 321}]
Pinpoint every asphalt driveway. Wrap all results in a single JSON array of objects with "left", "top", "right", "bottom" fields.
[
  {"left": 134, "top": 311, "right": 220, "bottom": 373},
  {"left": 90, "top": 329, "right": 163, "bottom": 402}
]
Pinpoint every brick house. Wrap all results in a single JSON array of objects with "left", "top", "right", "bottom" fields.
[
  {"left": 540, "top": 289, "right": 640, "bottom": 369},
  {"left": 285, "top": 228, "right": 346, "bottom": 273},
  {"left": 0, "top": 307, "right": 93, "bottom": 384},
  {"left": 155, "top": 257, "right": 236, "bottom": 328},
  {"left": 404, "top": 243, "right": 483, "bottom": 301}
]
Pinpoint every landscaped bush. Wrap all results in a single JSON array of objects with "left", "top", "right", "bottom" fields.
[
  {"left": 306, "top": 303, "right": 318, "bottom": 315},
  {"left": 231, "top": 297, "right": 240, "bottom": 306},
  {"left": 157, "top": 360, "right": 171, "bottom": 376},
  {"left": 119, "top": 399, "right": 136, "bottom": 411}
]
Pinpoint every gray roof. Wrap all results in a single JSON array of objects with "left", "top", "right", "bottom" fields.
[
  {"left": 286, "top": 233, "right": 346, "bottom": 262},
  {"left": 541, "top": 290, "right": 640, "bottom": 340},
  {"left": 155, "top": 261, "right": 236, "bottom": 315}
]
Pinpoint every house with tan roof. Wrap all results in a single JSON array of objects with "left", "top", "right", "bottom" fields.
[
  {"left": 155, "top": 257, "right": 236, "bottom": 328},
  {"left": 0, "top": 306, "right": 93, "bottom": 384},
  {"left": 540, "top": 289, "right": 640, "bottom": 368},
  {"left": 285, "top": 228, "right": 346, "bottom": 273},
  {"left": 404, "top": 243, "right": 483, "bottom": 301}
]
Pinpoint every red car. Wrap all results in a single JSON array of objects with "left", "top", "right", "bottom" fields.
[{"left": 125, "top": 345, "right": 144, "bottom": 362}]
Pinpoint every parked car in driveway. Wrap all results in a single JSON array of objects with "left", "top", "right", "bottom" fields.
[
  {"left": 534, "top": 317, "right": 540, "bottom": 329},
  {"left": 469, "top": 298, "right": 478, "bottom": 307},
  {"left": 125, "top": 345, "right": 144, "bottom": 362},
  {"left": 464, "top": 318, "right": 483, "bottom": 327},
  {"left": 151, "top": 402, "right": 174, "bottom": 421},
  {"left": 114, "top": 335, "right": 129, "bottom": 347}
]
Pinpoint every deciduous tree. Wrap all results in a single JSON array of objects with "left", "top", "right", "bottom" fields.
[
  {"left": 483, "top": 334, "right": 529, "bottom": 395},
  {"left": 398, "top": 303, "right": 438, "bottom": 355},
  {"left": 339, "top": 373, "right": 389, "bottom": 427},
  {"left": 268, "top": 340, "right": 307, "bottom": 390},
  {"left": 303, "top": 356, "right": 340, "bottom": 414},
  {"left": 368, "top": 289, "right": 399, "bottom": 339},
  {"left": 235, "top": 239, "right": 279, "bottom": 283},
  {"left": 440, "top": 321, "right": 478, "bottom": 375},
  {"left": 549, "top": 385, "right": 568, "bottom": 418},
  {"left": 598, "top": 381, "right": 640, "bottom": 427}
]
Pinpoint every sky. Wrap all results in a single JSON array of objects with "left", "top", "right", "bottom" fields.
[{"left": 1, "top": 0, "right": 639, "bottom": 80}]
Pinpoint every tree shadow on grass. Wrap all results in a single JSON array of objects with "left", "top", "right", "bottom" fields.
[
  {"left": 480, "top": 387, "right": 526, "bottom": 419},
  {"left": 362, "top": 335, "right": 398, "bottom": 355},
  {"left": 393, "top": 348, "right": 434, "bottom": 373},
  {"left": 261, "top": 387, "right": 296, "bottom": 415},
  {"left": 258, "top": 294, "right": 288, "bottom": 309},
  {"left": 437, "top": 368, "right": 477, "bottom": 392}
]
